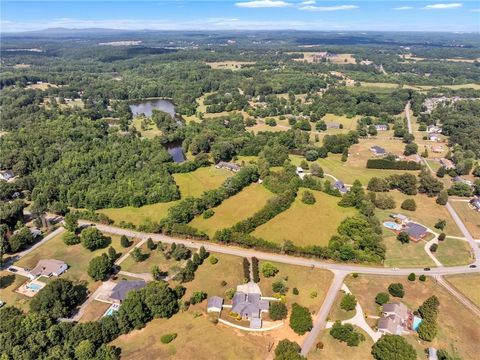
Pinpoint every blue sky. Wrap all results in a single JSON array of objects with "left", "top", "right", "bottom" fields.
[{"left": 1, "top": 1, "right": 479, "bottom": 32}]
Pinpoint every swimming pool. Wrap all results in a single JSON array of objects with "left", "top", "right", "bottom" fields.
[
  {"left": 103, "top": 304, "right": 120, "bottom": 317},
  {"left": 26, "top": 283, "right": 43, "bottom": 292},
  {"left": 383, "top": 221, "right": 403, "bottom": 231},
  {"left": 413, "top": 316, "right": 423, "bottom": 331}
]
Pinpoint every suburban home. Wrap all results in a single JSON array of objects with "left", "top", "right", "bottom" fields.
[
  {"left": 327, "top": 122, "right": 341, "bottom": 129},
  {"left": 377, "top": 302, "right": 411, "bottom": 335},
  {"left": 207, "top": 296, "right": 224, "bottom": 313},
  {"left": 232, "top": 292, "right": 269, "bottom": 329},
  {"left": 428, "top": 133, "right": 440, "bottom": 141},
  {"left": 107, "top": 280, "right": 146, "bottom": 304},
  {"left": 469, "top": 198, "right": 480, "bottom": 212},
  {"left": 334, "top": 180, "right": 349, "bottom": 194},
  {"left": 431, "top": 145, "right": 443, "bottom": 153},
  {"left": 28, "top": 259, "right": 68, "bottom": 280},
  {"left": 375, "top": 124, "right": 388, "bottom": 131},
  {"left": 427, "top": 125, "right": 442, "bottom": 133},
  {"left": 0, "top": 170, "right": 14, "bottom": 182},
  {"left": 404, "top": 222, "right": 428, "bottom": 242},
  {"left": 215, "top": 161, "right": 241, "bottom": 172},
  {"left": 439, "top": 158, "right": 455, "bottom": 170},
  {"left": 452, "top": 176, "right": 472, "bottom": 186},
  {"left": 312, "top": 52, "right": 337, "bottom": 62},
  {"left": 360, "top": 59, "right": 374, "bottom": 65},
  {"left": 370, "top": 145, "right": 386, "bottom": 156}
]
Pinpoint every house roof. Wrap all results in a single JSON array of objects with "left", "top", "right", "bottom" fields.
[
  {"left": 428, "top": 348, "right": 438, "bottom": 360},
  {"left": 405, "top": 222, "right": 428, "bottom": 240},
  {"left": 378, "top": 315, "right": 402, "bottom": 335},
  {"left": 207, "top": 296, "right": 224, "bottom": 309},
  {"left": 216, "top": 161, "right": 240, "bottom": 171},
  {"left": 110, "top": 280, "right": 146, "bottom": 302},
  {"left": 0, "top": 170, "right": 14, "bottom": 180},
  {"left": 327, "top": 122, "right": 340, "bottom": 128},
  {"left": 383, "top": 302, "right": 409, "bottom": 320},
  {"left": 371, "top": 145, "right": 386, "bottom": 154},
  {"left": 29, "top": 259, "right": 67, "bottom": 277},
  {"left": 470, "top": 198, "right": 480, "bottom": 208},
  {"left": 231, "top": 292, "right": 269, "bottom": 318}
]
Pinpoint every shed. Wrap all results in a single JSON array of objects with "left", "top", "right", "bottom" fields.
[{"left": 207, "top": 296, "right": 224, "bottom": 312}]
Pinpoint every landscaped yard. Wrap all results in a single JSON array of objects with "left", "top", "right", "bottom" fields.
[
  {"left": 253, "top": 189, "right": 357, "bottom": 247},
  {"left": 327, "top": 289, "right": 356, "bottom": 322},
  {"left": 173, "top": 166, "right": 232, "bottom": 198},
  {"left": 97, "top": 201, "right": 178, "bottom": 227},
  {"left": 308, "top": 328, "right": 374, "bottom": 360},
  {"left": 445, "top": 274, "right": 480, "bottom": 308},
  {"left": 450, "top": 201, "right": 480, "bottom": 239},
  {"left": 189, "top": 183, "right": 273, "bottom": 238},
  {"left": 0, "top": 271, "right": 31, "bottom": 311},
  {"left": 383, "top": 235, "right": 436, "bottom": 268},
  {"left": 344, "top": 274, "right": 480, "bottom": 360},
  {"left": 435, "top": 238, "right": 473, "bottom": 266},
  {"left": 79, "top": 301, "right": 111, "bottom": 323}
]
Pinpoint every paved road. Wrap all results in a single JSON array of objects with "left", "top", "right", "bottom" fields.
[
  {"left": 83, "top": 221, "right": 480, "bottom": 277},
  {"left": 405, "top": 101, "right": 413, "bottom": 134},
  {"left": 300, "top": 270, "right": 347, "bottom": 356}
]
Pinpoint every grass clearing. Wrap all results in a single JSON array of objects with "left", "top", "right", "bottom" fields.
[
  {"left": 450, "top": 201, "right": 480, "bottom": 239},
  {"left": 253, "top": 189, "right": 357, "bottom": 247},
  {"left": 120, "top": 243, "right": 185, "bottom": 275},
  {"left": 383, "top": 235, "right": 436, "bottom": 268},
  {"left": 98, "top": 201, "right": 178, "bottom": 226},
  {"left": 445, "top": 274, "right": 480, "bottom": 308},
  {"left": 344, "top": 274, "right": 480, "bottom": 360},
  {"left": 435, "top": 238, "right": 473, "bottom": 267},
  {"left": 131, "top": 117, "right": 162, "bottom": 138},
  {"left": 189, "top": 183, "right": 273, "bottom": 238},
  {"left": 173, "top": 166, "right": 232, "bottom": 198},
  {"left": 327, "top": 290, "right": 356, "bottom": 321},
  {"left": 308, "top": 328, "right": 374, "bottom": 360},
  {"left": 205, "top": 61, "right": 256, "bottom": 70}
]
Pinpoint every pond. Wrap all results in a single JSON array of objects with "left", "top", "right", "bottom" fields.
[
  {"left": 129, "top": 98, "right": 176, "bottom": 118},
  {"left": 164, "top": 140, "right": 186, "bottom": 163}
]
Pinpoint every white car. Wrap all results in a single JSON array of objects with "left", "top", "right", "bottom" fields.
[{"left": 392, "top": 268, "right": 399, "bottom": 271}]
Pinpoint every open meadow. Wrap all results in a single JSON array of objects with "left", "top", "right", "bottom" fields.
[
  {"left": 382, "top": 235, "right": 436, "bottom": 268},
  {"left": 435, "top": 238, "right": 473, "bottom": 266},
  {"left": 173, "top": 166, "right": 232, "bottom": 198},
  {"left": 445, "top": 274, "right": 480, "bottom": 308},
  {"left": 98, "top": 201, "right": 178, "bottom": 226},
  {"left": 450, "top": 201, "right": 480, "bottom": 239}
]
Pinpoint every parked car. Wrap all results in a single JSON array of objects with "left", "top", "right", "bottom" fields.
[
  {"left": 469, "top": 264, "right": 477, "bottom": 268},
  {"left": 424, "top": 267, "right": 431, "bottom": 271},
  {"left": 8, "top": 267, "right": 17, "bottom": 273}
]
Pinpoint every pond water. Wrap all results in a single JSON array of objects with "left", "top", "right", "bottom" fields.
[
  {"left": 164, "top": 140, "right": 186, "bottom": 163},
  {"left": 129, "top": 98, "right": 176, "bottom": 118}
]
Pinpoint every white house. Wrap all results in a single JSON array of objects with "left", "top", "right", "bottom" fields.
[{"left": 28, "top": 259, "right": 67, "bottom": 280}]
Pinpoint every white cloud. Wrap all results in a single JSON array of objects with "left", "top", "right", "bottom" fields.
[
  {"left": 423, "top": 3, "right": 463, "bottom": 10},
  {"left": 394, "top": 6, "right": 414, "bottom": 10},
  {"left": 300, "top": 5, "right": 358, "bottom": 11},
  {"left": 235, "top": 0, "right": 291, "bottom": 8},
  {"left": 300, "top": 0, "right": 316, "bottom": 4}
]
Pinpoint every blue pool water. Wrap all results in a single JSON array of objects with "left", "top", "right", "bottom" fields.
[
  {"left": 383, "top": 221, "right": 402, "bottom": 231},
  {"left": 413, "top": 316, "right": 423, "bottom": 331},
  {"left": 26, "top": 283, "right": 43, "bottom": 291},
  {"left": 103, "top": 304, "right": 120, "bottom": 317}
]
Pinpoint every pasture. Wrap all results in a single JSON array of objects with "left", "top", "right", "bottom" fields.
[
  {"left": 173, "top": 166, "right": 232, "bottom": 198},
  {"left": 97, "top": 201, "right": 178, "bottom": 227},
  {"left": 445, "top": 274, "right": 480, "bottom": 308}
]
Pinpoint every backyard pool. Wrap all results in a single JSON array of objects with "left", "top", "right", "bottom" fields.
[
  {"left": 26, "top": 283, "right": 43, "bottom": 292},
  {"left": 383, "top": 221, "right": 403, "bottom": 231},
  {"left": 103, "top": 304, "right": 120, "bottom": 317},
  {"left": 413, "top": 316, "right": 423, "bottom": 331}
]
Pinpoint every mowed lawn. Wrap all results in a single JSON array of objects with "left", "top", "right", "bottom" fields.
[
  {"left": 450, "top": 201, "right": 480, "bottom": 239},
  {"left": 345, "top": 275, "right": 480, "bottom": 360},
  {"left": 383, "top": 235, "right": 436, "bottom": 268},
  {"left": 173, "top": 166, "right": 232, "bottom": 198},
  {"left": 253, "top": 189, "right": 357, "bottom": 247},
  {"left": 98, "top": 201, "right": 178, "bottom": 226},
  {"left": 375, "top": 191, "right": 463, "bottom": 237},
  {"left": 0, "top": 271, "right": 31, "bottom": 311},
  {"left": 309, "top": 328, "right": 374, "bottom": 360},
  {"left": 189, "top": 183, "right": 273, "bottom": 238},
  {"left": 435, "top": 238, "right": 473, "bottom": 267},
  {"left": 445, "top": 274, "right": 480, "bottom": 308},
  {"left": 16, "top": 231, "right": 131, "bottom": 292}
]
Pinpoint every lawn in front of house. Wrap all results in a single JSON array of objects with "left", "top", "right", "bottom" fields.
[
  {"left": 375, "top": 191, "right": 463, "bottom": 237},
  {"left": 253, "top": 189, "right": 357, "bottom": 247},
  {"left": 383, "top": 235, "right": 436, "bottom": 268},
  {"left": 434, "top": 238, "right": 473, "bottom": 267},
  {"left": 308, "top": 328, "right": 374, "bottom": 360},
  {"left": 327, "top": 289, "right": 356, "bottom": 322},
  {"left": 344, "top": 274, "right": 480, "bottom": 360},
  {"left": 445, "top": 274, "right": 480, "bottom": 308},
  {"left": 189, "top": 183, "right": 274, "bottom": 238},
  {"left": 0, "top": 271, "right": 31, "bottom": 311},
  {"left": 173, "top": 166, "right": 232, "bottom": 198},
  {"left": 16, "top": 231, "right": 130, "bottom": 291},
  {"left": 450, "top": 201, "right": 480, "bottom": 239}
]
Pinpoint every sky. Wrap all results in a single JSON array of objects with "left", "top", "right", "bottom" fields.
[{"left": 1, "top": 1, "right": 479, "bottom": 33}]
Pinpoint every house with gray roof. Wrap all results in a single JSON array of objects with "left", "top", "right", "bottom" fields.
[
  {"left": 28, "top": 259, "right": 67, "bottom": 280},
  {"left": 231, "top": 292, "right": 269, "bottom": 328},
  {"left": 470, "top": 198, "right": 480, "bottom": 212},
  {"left": 109, "top": 280, "right": 146, "bottom": 304},
  {"left": 370, "top": 145, "right": 386, "bottom": 156},
  {"left": 327, "top": 122, "right": 341, "bottom": 129},
  {"left": 404, "top": 222, "right": 428, "bottom": 242},
  {"left": 375, "top": 124, "right": 388, "bottom": 131},
  {"left": 216, "top": 161, "right": 241, "bottom": 172},
  {"left": 378, "top": 302, "right": 411, "bottom": 335},
  {"left": 428, "top": 347, "right": 438, "bottom": 360},
  {"left": 207, "top": 296, "right": 224, "bottom": 313}
]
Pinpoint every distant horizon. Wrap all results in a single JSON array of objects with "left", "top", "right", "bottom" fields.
[{"left": 2, "top": 1, "right": 480, "bottom": 33}]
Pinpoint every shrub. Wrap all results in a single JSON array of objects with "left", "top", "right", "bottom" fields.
[
  {"left": 301, "top": 190, "right": 316, "bottom": 205},
  {"left": 388, "top": 283, "right": 405, "bottom": 298},
  {"left": 87, "top": 254, "right": 112, "bottom": 281},
  {"left": 120, "top": 235, "right": 131, "bottom": 248},
  {"left": 397, "top": 231, "right": 410, "bottom": 244},
  {"left": 419, "top": 274, "right": 426, "bottom": 282},
  {"left": 274, "top": 339, "right": 303, "bottom": 360},
  {"left": 272, "top": 281, "right": 288, "bottom": 295},
  {"left": 430, "top": 243, "right": 438, "bottom": 253},
  {"left": 418, "top": 320, "right": 438, "bottom": 341},
  {"left": 243, "top": 258, "right": 250, "bottom": 282},
  {"left": 131, "top": 247, "right": 146, "bottom": 262},
  {"left": 436, "top": 190, "right": 448, "bottom": 205},
  {"left": 438, "top": 233, "right": 446, "bottom": 241},
  {"left": 434, "top": 219, "right": 446, "bottom": 230},
  {"left": 340, "top": 293, "right": 357, "bottom": 311},
  {"left": 251, "top": 257, "right": 260, "bottom": 283},
  {"left": 375, "top": 292, "right": 390, "bottom": 305},
  {"left": 310, "top": 291, "right": 318, "bottom": 299},
  {"left": 329, "top": 321, "right": 365, "bottom": 346},
  {"left": 62, "top": 232, "right": 80, "bottom": 245},
  {"left": 289, "top": 303, "right": 313, "bottom": 335},
  {"left": 190, "top": 291, "right": 207, "bottom": 305},
  {"left": 270, "top": 301, "right": 288, "bottom": 320},
  {"left": 261, "top": 262, "right": 279, "bottom": 277},
  {"left": 292, "top": 287, "right": 299, "bottom": 295},
  {"left": 372, "top": 335, "right": 416, "bottom": 360},
  {"left": 160, "top": 333, "right": 177, "bottom": 344},
  {"left": 408, "top": 273, "right": 416, "bottom": 281},
  {"left": 400, "top": 199, "right": 416, "bottom": 211},
  {"left": 203, "top": 209, "right": 215, "bottom": 219},
  {"left": 80, "top": 227, "right": 110, "bottom": 251},
  {"left": 146, "top": 238, "right": 156, "bottom": 250},
  {"left": 220, "top": 280, "right": 227, "bottom": 287},
  {"left": 209, "top": 255, "right": 218, "bottom": 265}
]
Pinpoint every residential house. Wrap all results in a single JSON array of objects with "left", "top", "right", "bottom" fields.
[
  {"left": 215, "top": 161, "right": 241, "bottom": 172},
  {"left": 107, "top": 280, "right": 146, "bottom": 304},
  {"left": 360, "top": 59, "right": 374, "bottom": 65},
  {"left": 312, "top": 52, "right": 337, "bottom": 62},
  {"left": 28, "top": 259, "right": 67, "bottom": 280},
  {"left": 327, "top": 122, "right": 341, "bottom": 129},
  {"left": 469, "top": 198, "right": 480, "bottom": 212},
  {"left": 378, "top": 302, "right": 411, "bottom": 335},
  {"left": 431, "top": 145, "right": 443, "bottom": 153},
  {"left": 295, "top": 167, "right": 306, "bottom": 179},
  {"left": 0, "top": 170, "right": 14, "bottom": 182},
  {"left": 370, "top": 145, "right": 387, "bottom": 156},
  {"left": 334, "top": 180, "right": 349, "bottom": 194},
  {"left": 439, "top": 158, "right": 455, "bottom": 170},
  {"left": 428, "top": 133, "right": 440, "bottom": 142},
  {"left": 231, "top": 292, "right": 269, "bottom": 329},
  {"left": 207, "top": 296, "right": 224, "bottom": 313},
  {"left": 375, "top": 124, "right": 388, "bottom": 131},
  {"left": 427, "top": 125, "right": 441, "bottom": 133},
  {"left": 404, "top": 222, "right": 428, "bottom": 242},
  {"left": 452, "top": 176, "right": 472, "bottom": 186}
]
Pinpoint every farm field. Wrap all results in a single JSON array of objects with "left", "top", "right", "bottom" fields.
[
  {"left": 375, "top": 191, "right": 463, "bottom": 237},
  {"left": 173, "top": 166, "right": 232, "bottom": 198},
  {"left": 189, "top": 183, "right": 273, "bottom": 238},
  {"left": 253, "top": 189, "right": 357, "bottom": 247},
  {"left": 383, "top": 235, "right": 436, "bottom": 268},
  {"left": 450, "top": 201, "right": 480, "bottom": 239},
  {"left": 98, "top": 201, "right": 178, "bottom": 226},
  {"left": 344, "top": 274, "right": 480, "bottom": 360},
  {"left": 435, "top": 238, "right": 473, "bottom": 267},
  {"left": 445, "top": 274, "right": 480, "bottom": 308}
]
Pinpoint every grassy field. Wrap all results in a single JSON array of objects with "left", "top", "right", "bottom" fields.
[
  {"left": 25, "top": 82, "right": 58, "bottom": 90},
  {"left": 0, "top": 271, "right": 32, "bottom": 311},
  {"left": 359, "top": 82, "right": 480, "bottom": 91},
  {"left": 344, "top": 275, "right": 480, "bottom": 360},
  {"left": 98, "top": 201, "right": 178, "bottom": 226},
  {"left": 120, "top": 243, "right": 185, "bottom": 275},
  {"left": 131, "top": 117, "right": 162, "bottom": 138},
  {"left": 435, "top": 238, "right": 473, "bottom": 267},
  {"left": 253, "top": 189, "right": 357, "bottom": 247},
  {"left": 291, "top": 52, "right": 356, "bottom": 64},
  {"left": 16, "top": 231, "right": 131, "bottom": 292},
  {"left": 375, "top": 191, "right": 463, "bottom": 237},
  {"left": 189, "top": 183, "right": 273, "bottom": 238},
  {"left": 450, "top": 201, "right": 480, "bottom": 239},
  {"left": 308, "top": 328, "right": 374, "bottom": 360},
  {"left": 257, "top": 261, "right": 334, "bottom": 313},
  {"left": 445, "top": 274, "right": 480, "bottom": 308},
  {"left": 173, "top": 166, "right": 232, "bottom": 198},
  {"left": 383, "top": 235, "right": 436, "bottom": 268}
]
